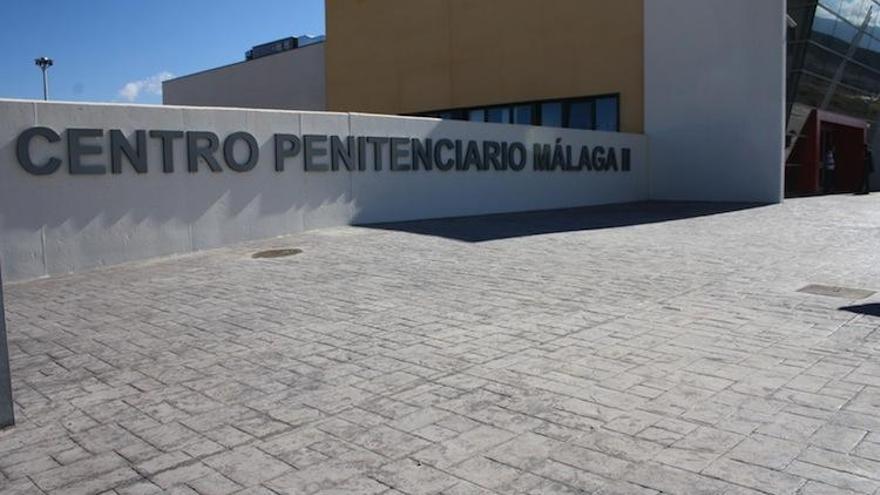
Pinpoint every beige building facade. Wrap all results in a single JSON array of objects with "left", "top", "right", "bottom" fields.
[{"left": 325, "top": 0, "right": 645, "bottom": 133}]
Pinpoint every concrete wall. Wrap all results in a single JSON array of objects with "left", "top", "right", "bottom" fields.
[
  {"left": 0, "top": 99, "right": 648, "bottom": 282},
  {"left": 163, "top": 43, "right": 325, "bottom": 111},
  {"left": 644, "top": 0, "right": 786, "bottom": 203},
  {"left": 325, "top": 0, "right": 645, "bottom": 133}
]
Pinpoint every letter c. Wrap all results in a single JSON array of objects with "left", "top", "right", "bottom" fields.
[
  {"left": 434, "top": 138, "right": 455, "bottom": 171},
  {"left": 16, "top": 126, "right": 61, "bottom": 175}
]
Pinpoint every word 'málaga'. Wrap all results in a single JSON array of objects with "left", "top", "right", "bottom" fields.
[{"left": 16, "top": 127, "right": 632, "bottom": 175}]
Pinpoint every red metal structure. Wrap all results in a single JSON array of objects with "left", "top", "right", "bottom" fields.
[{"left": 787, "top": 109, "right": 867, "bottom": 196}]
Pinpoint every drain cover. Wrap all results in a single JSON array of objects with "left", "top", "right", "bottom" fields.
[
  {"left": 797, "top": 284, "right": 875, "bottom": 300},
  {"left": 251, "top": 248, "right": 302, "bottom": 259}
]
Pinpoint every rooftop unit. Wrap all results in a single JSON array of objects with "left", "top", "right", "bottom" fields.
[
  {"left": 246, "top": 37, "right": 298, "bottom": 61},
  {"left": 245, "top": 35, "right": 326, "bottom": 61}
]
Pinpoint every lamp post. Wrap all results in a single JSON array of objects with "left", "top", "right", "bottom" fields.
[{"left": 34, "top": 56, "right": 53, "bottom": 101}]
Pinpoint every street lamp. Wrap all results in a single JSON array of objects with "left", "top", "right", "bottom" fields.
[{"left": 34, "top": 56, "right": 53, "bottom": 101}]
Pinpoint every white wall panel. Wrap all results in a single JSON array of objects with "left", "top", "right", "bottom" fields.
[
  {"left": 644, "top": 0, "right": 786, "bottom": 203},
  {"left": 0, "top": 100, "right": 648, "bottom": 282}
]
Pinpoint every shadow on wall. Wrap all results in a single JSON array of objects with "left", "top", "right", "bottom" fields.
[
  {"left": 839, "top": 304, "right": 880, "bottom": 317},
  {"left": 359, "top": 201, "right": 765, "bottom": 243},
  {"left": 345, "top": 115, "right": 653, "bottom": 228}
]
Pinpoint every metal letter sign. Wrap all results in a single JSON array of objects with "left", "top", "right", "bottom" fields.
[{"left": 15, "top": 128, "right": 633, "bottom": 176}]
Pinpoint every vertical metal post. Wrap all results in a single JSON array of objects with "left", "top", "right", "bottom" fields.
[
  {"left": 0, "top": 263, "right": 14, "bottom": 428},
  {"left": 41, "top": 68, "right": 49, "bottom": 101},
  {"left": 34, "top": 57, "right": 52, "bottom": 101}
]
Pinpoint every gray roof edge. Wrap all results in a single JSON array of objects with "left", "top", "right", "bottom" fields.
[{"left": 163, "top": 41, "right": 325, "bottom": 85}]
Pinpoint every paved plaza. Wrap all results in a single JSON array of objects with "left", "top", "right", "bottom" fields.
[{"left": 2, "top": 195, "right": 880, "bottom": 495}]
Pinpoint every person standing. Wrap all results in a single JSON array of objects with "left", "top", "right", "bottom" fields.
[
  {"left": 823, "top": 146, "right": 836, "bottom": 194},
  {"left": 859, "top": 144, "right": 874, "bottom": 195}
]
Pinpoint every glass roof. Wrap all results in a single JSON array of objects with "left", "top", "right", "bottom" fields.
[{"left": 788, "top": 0, "right": 880, "bottom": 122}]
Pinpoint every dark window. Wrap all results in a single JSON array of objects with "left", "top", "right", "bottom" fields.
[
  {"left": 513, "top": 105, "right": 533, "bottom": 125},
  {"left": 415, "top": 94, "right": 621, "bottom": 132},
  {"left": 468, "top": 109, "right": 486, "bottom": 122},
  {"left": 803, "top": 44, "right": 846, "bottom": 81},
  {"left": 840, "top": 61, "right": 880, "bottom": 96},
  {"left": 595, "top": 97, "right": 619, "bottom": 131},
  {"left": 791, "top": 71, "right": 832, "bottom": 108},
  {"left": 568, "top": 101, "right": 594, "bottom": 129},
  {"left": 487, "top": 106, "right": 511, "bottom": 123},
  {"left": 541, "top": 102, "right": 563, "bottom": 127}
]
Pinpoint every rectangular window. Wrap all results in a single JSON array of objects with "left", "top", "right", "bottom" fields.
[
  {"left": 468, "top": 109, "right": 486, "bottom": 122},
  {"left": 513, "top": 105, "right": 533, "bottom": 125},
  {"left": 595, "top": 97, "right": 619, "bottom": 131},
  {"left": 541, "top": 102, "right": 563, "bottom": 127},
  {"left": 487, "top": 107, "right": 511, "bottom": 124},
  {"left": 568, "top": 101, "right": 595, "bottom": 130}
]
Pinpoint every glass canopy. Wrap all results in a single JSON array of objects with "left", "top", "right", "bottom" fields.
[{"left": 788, "top": 0, "right": 880, "bottom": 122}]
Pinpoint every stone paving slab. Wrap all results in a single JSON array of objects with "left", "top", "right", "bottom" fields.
[{"left": 1, "top": 196, "right": 879, "bottom": 495}]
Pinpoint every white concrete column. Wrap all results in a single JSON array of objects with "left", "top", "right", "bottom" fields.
[{"left": 644, "top": 0, "right": 787, "bottom": 203}]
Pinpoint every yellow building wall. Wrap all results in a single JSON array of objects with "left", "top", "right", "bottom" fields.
[{"left": 326, "top": 0, "right": 644, "bottom": 133}]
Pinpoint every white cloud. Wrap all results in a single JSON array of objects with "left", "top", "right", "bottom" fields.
[{"left": 117, "top": 71, "right": 174, "bottom": 102}]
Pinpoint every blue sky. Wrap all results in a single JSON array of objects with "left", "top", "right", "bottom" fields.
[{"left": 0, "top": 0, "right": 325, "bottom": 104}]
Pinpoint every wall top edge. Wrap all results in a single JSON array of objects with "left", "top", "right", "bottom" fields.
[{"left": 0, "top": 98, "right": 646, "bottom": 138}]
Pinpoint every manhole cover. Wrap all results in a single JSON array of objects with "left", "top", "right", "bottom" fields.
[
  {"left": 797, "top": 284, "right": 875, "bottom": 300},
  {"left": 251, "top": 248, "right": 302, "bottom": 259}
]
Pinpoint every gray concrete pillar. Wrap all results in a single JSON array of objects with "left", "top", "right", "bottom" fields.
[{"left": 0, "top": 264, "right": 13, "bottom": 428}]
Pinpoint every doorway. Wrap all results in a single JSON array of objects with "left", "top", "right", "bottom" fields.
[{"left": 786, "top": 109, "right": 867, "bottom": 196}]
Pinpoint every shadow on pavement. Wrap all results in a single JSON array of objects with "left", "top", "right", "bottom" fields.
[
  {"left": 361, "top": 201, "right": 765, "bottom": 242},
  {"left": 839, "top": 303, "right": 880, "bottom": 317}
]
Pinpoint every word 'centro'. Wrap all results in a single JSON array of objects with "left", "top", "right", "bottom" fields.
[{"left": 15, "top": 127, "right": 632, "bottom": 176}]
